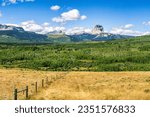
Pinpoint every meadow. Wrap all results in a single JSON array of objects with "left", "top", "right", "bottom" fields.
[
  {"left": 0, "top": 69, "right": 150, "bottom": 100},
  {"left": 0, "top": 68, "right": 66, "bottom": 100},
  {"left": 0, "top": 36, "right": 150, "bottom": 71},
  {"left": 31, "top": 71, "right": 150, "bottom": 100}
]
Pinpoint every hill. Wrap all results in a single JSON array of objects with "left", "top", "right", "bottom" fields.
[
  {"left": 0, "top": 35, "right": 150, "bottom": 71},
  {"left": 0, "top": 24, "right": 51, "bottom": 43},
  {"left": 48, "top": 34, "right": 71, "bottom": 43}
]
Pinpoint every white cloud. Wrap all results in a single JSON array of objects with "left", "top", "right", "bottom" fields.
[
  {"left": 6, "top": 23, "right": 19, "bottom": 27},
  {"left": 18, "top": 20, "right": 65, "bottom": 34},
  {"left": 0, "top": 11, "right": 2, "bottom": 17},
  {"left": 20, "top": 20, "right": 44, "bottom": 33},
  {"left": 42, "top": 22, "right": 50, "bottom": 27},
  {"left": 9, "top": 0, "right": 16, "bottom": 4},
  {"left": 142, "top": 31, "right": 150, "bottom": 35},
  {"left": 143, "top": 21, "right": 150, "bottom": 26},
  {"left": 110, "top": 24, "right": 142, "bottom": 36},
  {"left": 110, "top": 28, "right": 142, "bottom": 36},
  {"left": 110, "top": 23, "right": 150, "bottom": 36},
  {"left": 52, "top": 9, "right": 87, "bottom": 23},
  {"left": 14, "top": 20, "right": 91, "bottom": 35},
  {"left": 50, "top": 5, "right": 60, "bottom": 11},
  {"left": 81, "top": 15, "right": 87, "bottom": 20},
  {"left": 1, "top": 0, "right": 35, "bottom": 6},
  {"left": 61, "top": 9, "right": 80, "bottom": 20},
  {"left": 65, "top": 27, "right": 92, "bottom": 35},
  {"left": 124, "top": 24, "right": 134, "bottom": 29},
  {"left": 52, "top": 17, "right": 65, "bottom": 23}
]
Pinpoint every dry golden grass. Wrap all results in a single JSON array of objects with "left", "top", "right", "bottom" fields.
[
  {"left": 0, "top": 68, "right": 66, "bottom": 100},
  {"left": 0, "top": 68, "right": 150, "bottom": 100}
]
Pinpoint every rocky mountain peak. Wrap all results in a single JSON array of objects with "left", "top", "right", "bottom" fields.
[{"left": 92, "top": 25, "right": 104, "bottom": 34}]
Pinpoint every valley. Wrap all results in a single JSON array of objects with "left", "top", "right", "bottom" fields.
[{"left": 0, "top": 32, "right": 150, "bottom": 100}]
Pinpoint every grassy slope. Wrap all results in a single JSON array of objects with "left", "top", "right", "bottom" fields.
[
  {"left": 48, "top": 34, "right": 71, "bottom": 43},
  {"left": 0, "top": 35, "right": 51, "bottom": 44},
  {"left": 0, "top": 35, "right": 29, "bottom": 43},
  {"left": 0, "top": 35, "right": 150, "bottom": 71}
]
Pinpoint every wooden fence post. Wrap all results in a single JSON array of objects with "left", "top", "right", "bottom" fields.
[
  {"left": 35, "top": 82, "right": 38, "bottom": 93},
  {"left": 42, "top": 79, "right": 44, "bottom": 88},
  {"left": 26, "top": 86, "right": 28, "bottom": 99},
  {"left": 14, "top": 89, "right": 18, "bottom": 100}
]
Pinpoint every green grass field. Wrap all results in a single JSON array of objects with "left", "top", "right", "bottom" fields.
[{"left": 0, "top": 36, "right": 150, "bottom": 71}]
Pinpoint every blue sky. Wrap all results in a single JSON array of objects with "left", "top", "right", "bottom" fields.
[{"left": 0, "top": 0, "right": 150, "bottom": 35}]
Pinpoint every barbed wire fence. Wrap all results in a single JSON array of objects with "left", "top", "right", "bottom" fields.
[{"left": 0, "top": 72, "right": 69, "bottom": 100}]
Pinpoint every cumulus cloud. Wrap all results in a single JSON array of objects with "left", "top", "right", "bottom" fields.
[
  {"left": 20, "top": 20, "right": 43, "bottom": 33},
  {"left": 50, "top": 5, "right": 60, "bottom": 11},
  {"left": 110, "top": 28, "right": 142, "bottom": 36},
  {"left": 143, "top": 21, "right": 150, "bottom": 26},
  {"left": 52, "top": 9, "right": 87, "bottom": 23},
  {"left": 142, "top": 31, "right": 150, "bottom": 35},
  {"left": 52, "top": 17, "right": 65, "bottom": 23},
  {"left": 1, "top": 0, "right": 35, "bottom": 6},
  {"left": 61, "top": 9, "right": 81, "bottom": 20},
  {"left": 65, "top": 27, "right": 92, "bottom": 35},
  {"left": 6, "top": 23, "right": 19, "bottom": 27},
  {"left": 80, "top": 15, "right": 87, "bottom": 20},
  {"left": 42, "top": 22, "right": 50, "bottom": 27},
  {"left": 18, "top": 20, "right": 65, "bottom": 34},
  {"left": 8, "top": 20, "right": 92, "bottom": 35},
  {"left": 110, "top": 24, "right": 143, "bottom": 36},
  {"left": 124, "top": 24, "right": 134, "bottom": 29},
  {"left": 9, "top": 0, "right": 16, "bottom": 4}
]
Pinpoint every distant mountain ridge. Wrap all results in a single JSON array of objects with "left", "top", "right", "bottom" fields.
[
  {"left": 0, "top": 24, "right": 50, "bottom": 43},
  {"left": 48, "top": 25, "right": 133, "bottom": 42},
  {"left": 0, "top": 24, "right": 134, "bottom": 43},
  {"left": 67, "top": 33, "right": 132, "bottom": 42}
]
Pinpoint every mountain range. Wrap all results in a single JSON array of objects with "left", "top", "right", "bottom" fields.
[{"left": 0, "top": 24, "right": 133, "bottom": 43}]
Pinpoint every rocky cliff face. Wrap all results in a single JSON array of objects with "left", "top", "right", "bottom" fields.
[{"left": 92, "top": 25, "right": 104, "bottom": 34}]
